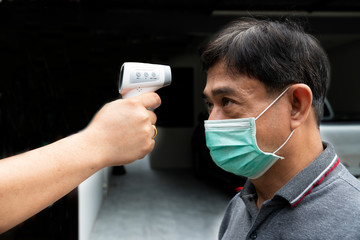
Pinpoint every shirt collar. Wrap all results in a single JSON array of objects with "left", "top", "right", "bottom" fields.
[{"left": 277, "top": 141, "right": 339, "bottom": 207}]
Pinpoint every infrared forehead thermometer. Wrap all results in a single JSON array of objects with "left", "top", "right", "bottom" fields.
[{"left": 119, "top": 62, "right": 171, "bottom": 99}]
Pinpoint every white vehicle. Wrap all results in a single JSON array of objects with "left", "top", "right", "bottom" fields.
[{"left": 320, "top": 100, "right": 360, "bottom": 178}]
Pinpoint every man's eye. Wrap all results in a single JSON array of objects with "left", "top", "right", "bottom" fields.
[
  {"left": 222, "top": 98, "right": 233, "bottom": 107},
  {"left": 205, "top": 101, "right": 213, "bottom": 111}
]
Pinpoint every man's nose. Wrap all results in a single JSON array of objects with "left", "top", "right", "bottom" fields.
[{"left": 208, "top": 108, "right": 224, "bottom": 120}]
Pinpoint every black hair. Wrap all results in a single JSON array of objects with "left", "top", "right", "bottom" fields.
[{"left": 201, "top": 17, "right": 330, "bottom": 125}]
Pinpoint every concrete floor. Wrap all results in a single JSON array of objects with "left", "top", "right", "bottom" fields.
[{"left": 89, "top": 157, "right": 233, "bottom": 240}]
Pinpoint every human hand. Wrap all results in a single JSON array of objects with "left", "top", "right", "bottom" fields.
[
  {"left": 79, "top": 92, "right": 161, "bottom": 168},
  {"left": 0, "top": 92, "right": 160, "bottom": 233}
]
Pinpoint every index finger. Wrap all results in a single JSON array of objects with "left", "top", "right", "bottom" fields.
[{"left": 136, "top": 92, "right": 162, "bottom": 110}]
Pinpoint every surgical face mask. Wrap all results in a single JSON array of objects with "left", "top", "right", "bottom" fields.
[{"left": 204, "top": 87, "right": 294, "bottom": 179}]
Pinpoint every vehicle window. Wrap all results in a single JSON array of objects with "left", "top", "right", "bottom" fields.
[{"left": 324, "top": 37, "right": 360, "bottom": 122}]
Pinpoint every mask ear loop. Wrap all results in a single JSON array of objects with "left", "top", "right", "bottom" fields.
[
  {"left": 255, "top": 86, "right": 291, "bottom": 121},
  {"left": 254, "top": 86, "right": 293, "bottom": 156},
  {"left": 273, "top": 130, "right": 295, "bottom": 155}
]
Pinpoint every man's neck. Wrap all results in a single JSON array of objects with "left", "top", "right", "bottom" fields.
[{"left": 251, "top": 131, "right": 324, "bottom": 210}]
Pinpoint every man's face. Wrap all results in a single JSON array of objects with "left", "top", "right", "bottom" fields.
[{"left": 203, "top": 61, "right": 291, "bottom": 153}]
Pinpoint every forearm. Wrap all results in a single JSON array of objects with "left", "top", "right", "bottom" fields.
[
  {"left": 0, "top": 93, "right": 161, "bottom": 233},
  {"left": 0, "top": 132, "right": 103, "bottom": 233}
]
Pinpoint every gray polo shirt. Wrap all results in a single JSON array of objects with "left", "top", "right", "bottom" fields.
[{"left": 219, "top": 141, "right": 360, "bottom": 239}]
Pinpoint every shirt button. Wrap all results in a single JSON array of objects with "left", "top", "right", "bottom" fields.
[{"left": 250, "top": 232, "right": 257, "bottom": 239}]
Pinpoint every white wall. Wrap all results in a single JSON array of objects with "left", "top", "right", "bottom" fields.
[{"left": 78, "top": 167, "right": 111, "bottom": 240}]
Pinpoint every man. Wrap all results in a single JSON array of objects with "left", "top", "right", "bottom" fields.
[
  {"left": 0, "top": 92, "right": 160, "bottom": 233},
  {"left": 201, "top": 18, "right": 360, "bottom": 239}
]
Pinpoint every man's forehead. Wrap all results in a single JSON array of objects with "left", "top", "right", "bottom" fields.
[
  {"left": 204, "top": 74, "right": 261, "bottom": 98},
  {"left": 202, "top": 85, "right": 236, "bottom": 98},
  {"left": 206, "top": 61, "right": 234, "bottom": 80},
  {"left": 204, "top": 62, "right": 271, "bottom": 100}
]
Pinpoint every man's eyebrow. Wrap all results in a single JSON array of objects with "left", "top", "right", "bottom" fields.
[{"left": 202, "top": 87, "right": 236, "bottom": 99}]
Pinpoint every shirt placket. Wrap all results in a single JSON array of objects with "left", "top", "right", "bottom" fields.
[{"left": 244, "top": 198, "right": 283, "bottom": 240}]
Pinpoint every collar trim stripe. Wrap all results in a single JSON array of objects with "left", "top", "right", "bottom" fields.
[{"left": 290, "top": 155, "right": 339, "bottom": 207}]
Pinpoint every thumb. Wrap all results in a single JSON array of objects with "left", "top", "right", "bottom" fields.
[{"left": 135, "top": 92, "right": 162, "bottom": 110}]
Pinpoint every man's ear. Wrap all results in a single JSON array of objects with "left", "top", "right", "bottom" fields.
[{"left": 288, "top": 84, "right": 313, "bottom": 130}]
